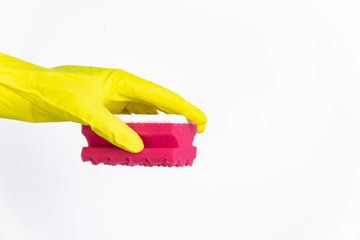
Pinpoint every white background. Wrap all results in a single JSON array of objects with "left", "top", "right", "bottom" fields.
[{"left": 1, "top": 0, "right": 360, "bottom": 239}]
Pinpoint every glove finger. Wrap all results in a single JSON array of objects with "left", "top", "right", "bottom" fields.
[
  {"left": 156, "top": 105, "right": 206, "bottom": 133},
  {"left": 197, "top": 124, "right": 206, "bottom": 133},
  {"left": 63, "top": 97, "right": 144, "bottom": 153},
  {"left": 115, "top": 71, "right": 207, "bottom": 126},
  {"left": 88, "top": 106, "right": 143, "bottom": 153}
]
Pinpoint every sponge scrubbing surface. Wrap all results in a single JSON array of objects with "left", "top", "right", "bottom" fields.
[
  {"left": 114, "top": 114, "right": 191, "bottom": 123},
  {"left": 81, "top": 114, "right": 197, "bottom": 167}
]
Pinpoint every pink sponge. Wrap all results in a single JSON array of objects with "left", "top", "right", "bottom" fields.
[{"left": 81, "top": 114, "right": 197, "bottom": 167}]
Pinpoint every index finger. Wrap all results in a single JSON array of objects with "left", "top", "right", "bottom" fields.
[{"left": 115, "top": 70, "right": 207, "bottom": 126}]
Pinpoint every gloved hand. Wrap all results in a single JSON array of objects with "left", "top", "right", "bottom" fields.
[{"left": 0, "top": 53, "right": 206, "bottom": 153}]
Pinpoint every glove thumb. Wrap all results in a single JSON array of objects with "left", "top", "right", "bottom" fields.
[{"left": 69, "top": 99, "right": 144, "bottom": 153}]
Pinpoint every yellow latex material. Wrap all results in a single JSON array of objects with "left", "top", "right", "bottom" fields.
[{"left": 0, "top": 53, "right": 207, "bottom": 153}]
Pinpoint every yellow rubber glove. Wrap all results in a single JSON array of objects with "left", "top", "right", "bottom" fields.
[{"left": 0, "top": 53, "right": 206, "bottom": 153}]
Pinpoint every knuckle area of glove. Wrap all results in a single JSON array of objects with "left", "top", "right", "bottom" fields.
[{"left": 105, "top": 70, "right": 140, "bottom": 100}]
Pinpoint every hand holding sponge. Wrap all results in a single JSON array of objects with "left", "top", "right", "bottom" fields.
[{"left": 0, "top": 53, "right": 206, "bottom": 159}]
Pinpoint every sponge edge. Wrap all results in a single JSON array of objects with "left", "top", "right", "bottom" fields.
[{"left": 81, "top": 114, "right": 198, "bottom": 167}]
